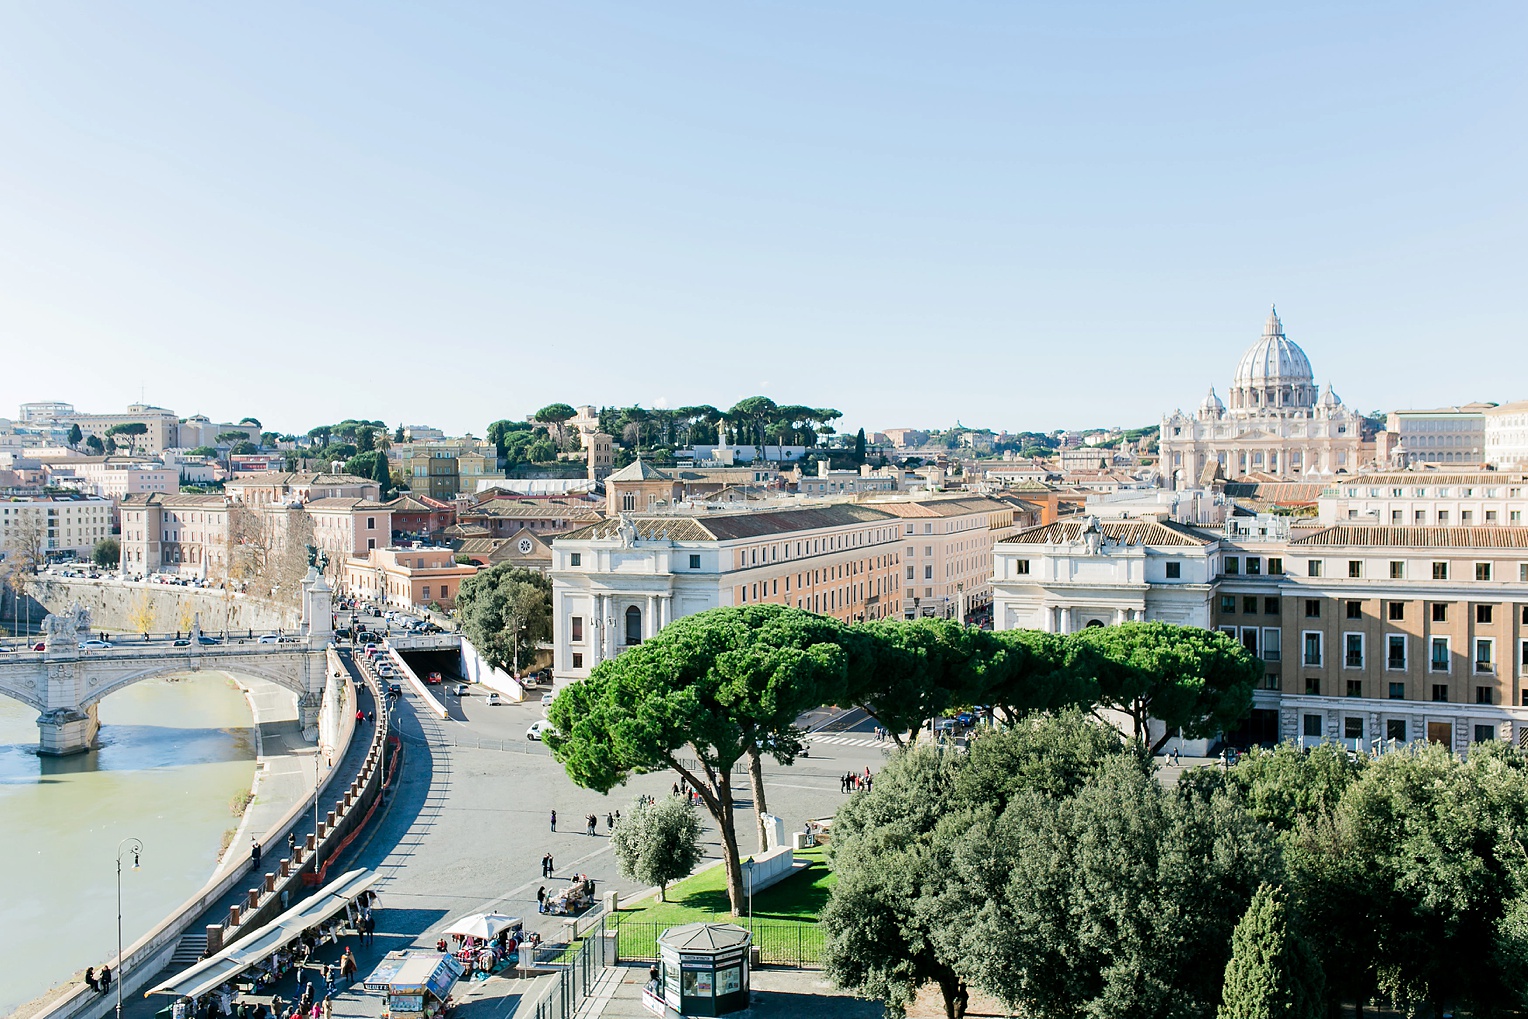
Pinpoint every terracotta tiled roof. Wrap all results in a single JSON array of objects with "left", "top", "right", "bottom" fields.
[
  {"left": 1290, "top": 526, "right": 1528, "bottom": 549},
  {"left": 604, "top": 459, "right": 674, "bottom": 482},
  {"left": 1001, "top": 519, "right": 1213, "bottom": 547},
  {"left": 872, "top": 497, "right": 1010, "bottom": 518}
]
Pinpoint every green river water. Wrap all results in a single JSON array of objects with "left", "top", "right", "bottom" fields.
[{"left": 0, "top": 674, "right": 257, "bottom": 1016}]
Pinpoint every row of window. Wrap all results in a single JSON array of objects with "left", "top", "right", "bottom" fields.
[
  {"left": 1300, "top": 714, "right": 1497, "bottom": 744},
  {"left": 1352, "top": 508, "right": 1524, "bottom": 525},
  {"left": 1306, "top": 559, "right": 1527, "bottom": 581},
  {"left": 1297, "top": 631, "right": 1525, "bottom": 674},
  {"left": 1292, "top": 600, "right": 1528, "bottom": 624}
]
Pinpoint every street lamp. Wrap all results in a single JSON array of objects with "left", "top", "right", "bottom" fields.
[
  {"left": 313, "top": 751, "right": 328, "bottom": 875},
  {"left": 115, "top": 837, "right": 142, "bottom": 1019}
]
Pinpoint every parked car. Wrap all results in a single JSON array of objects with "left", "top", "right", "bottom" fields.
[
  {"left": 486, "top": 691, "right": 501, "bottom": 706},
  {"left": 256, "top": 634, "right": 280, "bottom": 644},
  {"left": 78, "top": 639, "right": 114, "bottom": 650},
  {"left": 526, "top": 720, "right": 558, "bottom": 742}
]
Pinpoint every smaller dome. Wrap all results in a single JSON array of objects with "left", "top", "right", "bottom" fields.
[
  {"left": 1199, "top": 386, "right": 1225, "bottom": 419},
  {"left": 1318, "top": 382, "right": 1341, "bottom": 408}
]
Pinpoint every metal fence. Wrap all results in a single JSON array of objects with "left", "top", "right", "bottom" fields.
[
  {"left": 530, "top": 932, "right": 608, "bottom": 1019},
  {"left": 603, "top": 917, "right": 825, "bottom": 969}
]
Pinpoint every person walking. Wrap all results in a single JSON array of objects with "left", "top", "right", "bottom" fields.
[
  {"left": 605, "top": 812, "right": 614, "bottom": 832},
  {"left": 288, "top": 831, "right": 298, "bottom": 854},
  {"left": 537, "top": 886, "right": 546, "bottom": 912},
  {"left": 251, "top": 837, "right": 262, "bottom": 870},
  {"left": 340, "top": 949, "right": 357, "bottom": 989},
  {"left": 550, "top": 809, "right": 556, "bottom": 832}
]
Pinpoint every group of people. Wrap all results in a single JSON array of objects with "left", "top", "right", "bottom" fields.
[
  {"left": 438, "top": 926, "right": 533, "bottom": 979},
  {"left": 840, "top": 768, "right": 873, "bottom": 793},
  {"left": 671, "top": 781, "right": 702, "bottom": 807},
  {"left": 82, "top": 965, "right": 111, "bottom": 995}
]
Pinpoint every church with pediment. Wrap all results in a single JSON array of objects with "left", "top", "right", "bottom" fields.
[{"left": 1160, "top": 308, "right": 1377, "bottom": 488}]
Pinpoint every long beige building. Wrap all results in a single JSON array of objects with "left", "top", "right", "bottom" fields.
[{"left": 871, "top": 496, "right": 1034, "bottom": 620}]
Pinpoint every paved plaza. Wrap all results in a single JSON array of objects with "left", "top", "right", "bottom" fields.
[{"left": 125, "top": 674, "right": 889, "bottom": 1019}]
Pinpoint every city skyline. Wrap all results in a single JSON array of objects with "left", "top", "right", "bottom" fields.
[{"left": 1, "top": 3, "right": 1523, "bottom": 435}]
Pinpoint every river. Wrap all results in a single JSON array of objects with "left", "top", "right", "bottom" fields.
[{"left": 0, "top": 674, "right": 258, "bottom": 1017}]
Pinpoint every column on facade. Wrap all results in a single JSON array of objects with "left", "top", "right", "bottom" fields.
[
  {"left": 645, "top": 594, "right": 657, "bottom": 640},
  {"left": 593, "top": 593, "right": 607, "bottom": 664},
  {"left": 659, "top": 595, "right": 672, "bottom": 629}
]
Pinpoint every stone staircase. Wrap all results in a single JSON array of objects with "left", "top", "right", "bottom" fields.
[{"left": 168, "top": 932, "right": 208, "bottom": 971}]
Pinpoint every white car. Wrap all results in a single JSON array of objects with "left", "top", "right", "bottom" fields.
[
  {"left": 78, "top": 639, "right": 114, "bottom": 650},
  {"left": 526, "top": 720, "right": 558, "bottom": 742},
  {"left": 377, "top": 664, "right": 396, "bottom": 678},
  {"left": 540, "top": 692, "right": 556, "bottom": 714},
  {"left": 256, "top": 634, "right": 279, "bottom": 644},
  {"left": 486, "top": 691, "right": 501, "bottom": 706}
]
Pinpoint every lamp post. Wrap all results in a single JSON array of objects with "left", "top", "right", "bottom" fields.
[
  {"left": 313, "top": 751, "right": 328, "bottom": 875},
  {"left": 115, "top": 837, "right": 142, "bottom": 1019}
]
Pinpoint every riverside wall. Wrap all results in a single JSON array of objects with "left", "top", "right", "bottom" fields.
[
  {"left": 23, "top": 650, "right": 386, "bottom": 1019},
  {"left": 17, "top": 578, "right": 297, "bottom": 636}
]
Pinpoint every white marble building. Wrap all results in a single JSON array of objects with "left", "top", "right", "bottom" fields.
[{"left": 1160, "top": 308, "right": 1373, "bottom": 486}]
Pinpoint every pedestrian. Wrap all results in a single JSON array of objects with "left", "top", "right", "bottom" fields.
[
  {"left": 98, "top": 965, "right": 111, "bottom": 994},
  {"left": 672, "top": 781, "right": 679, "bottom": 797},
  {"left": 288, "top": 831, "right": 298, "bottom": 854},
  {"left": 341, "top": 948, "right": 357, "bottom": 988},
  {"left": 251, "top": 838, "right": 262, "bottom": 869},
  {"left": 614, "top": 809, "right": 621, "bottom": 825},
  {"left": 321, "top": 996, "right": 332, "bottom": 1019},
  {"left": 537, "top": 886, "right": 546, "bottom": 912},
  {"left": 550, "top": 809, "right": 556, "bottom": 832},
  {"left": 84, "top": 968, "right": 97, "bottom": 993},
  {"left": 606, "top": 812, "right": 614, "bottom": 831},
  {"left": 547, "top": 853, "right": 554, "bottom": 875}
]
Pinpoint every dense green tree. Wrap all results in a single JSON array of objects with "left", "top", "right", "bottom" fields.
[
  {"left": 84, "top": 434, "right": 104, "bottom": 455},
  {"left": 610, "top": 794, "right": 703, "bottom": 901},
  {"left": 526, "top": 437, "right": 557, "bottom": 464},
  {"left": 344, "top": 450, "right": 385, "bottom": 480},
  {"left": 533, "top": 403, "right": 577, "bottom": 425},
  {"left": 853, "top": 428, "right": 867, "bottom": 464},
  {"left": 1069, "top": 621, "right": 1259, "bottom": 752},
  {"left": 229, "top": 440, "right": 258, "bottom": 456},
  {"left": 215, "top": 430, "right": 249, "bottom": 445},
  {"left": 186, "top": 445, "right": 218, "bottom": 459},
  {"left": 91, "top": 537, "right": 120, "bottom": 569},
  {"left": 239, "top": 417, "right": 261, "bottom": 429},
  {"left": 66, "top": 423, "right": 82, "bottom": 449},
  {"left": 106, "top": 421, "right": 149, "bottom": 454},
  {"left": 393, "top": 423, "right": 405, "bottom": 443},
  {"left": 356, "top": 426, "right": 375, "bottom": 453},
  {"left": 455, "top": 564, "right": 552, "bottom": 673},
  {"left": 548, "top": 605, "right": 849, "bottom": 913},
  {"left": 1217, "top": 884, "right": 1324, "bottom": 1019},
  {"left": 371, "top": 449, "right": 393, "bottom": 497}
]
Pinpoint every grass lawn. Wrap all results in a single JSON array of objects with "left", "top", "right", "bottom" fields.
[{"left": 613, "top": 844, "right": 834, "bottom": 929}]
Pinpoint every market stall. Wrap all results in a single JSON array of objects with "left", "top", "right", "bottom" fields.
[
  {"left": 544, "top": 875, "right": 594, "bottom": 915},
  {"left": 363, "top": 951, "right": 463, "bottom": 1019},
  {"left": 440, "top": 913, "right": 524, "bottom": 978}
]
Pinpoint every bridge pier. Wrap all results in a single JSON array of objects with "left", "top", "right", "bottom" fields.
[{"left": 38, "top": 704, "right": 99, "bottom": 756}]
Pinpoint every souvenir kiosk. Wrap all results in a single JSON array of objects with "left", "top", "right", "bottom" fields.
[
  {"left": 653, "top": 922, "right": 751, "bottom": 1016},
  {"left": 363, "top": 951, "right": 463, "bottom": 1018}
]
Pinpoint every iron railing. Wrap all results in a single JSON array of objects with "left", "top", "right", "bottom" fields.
[
  {"left": 603, "top": 917, "right": 825, "bottom": 968},
  {"left": 530, "top": 931, "right": 607, "bottom": 1019}
]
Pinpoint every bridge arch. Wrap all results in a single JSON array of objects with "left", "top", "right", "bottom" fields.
[{"left": 79, "top": 657, "right": 318, "bottom": 712}]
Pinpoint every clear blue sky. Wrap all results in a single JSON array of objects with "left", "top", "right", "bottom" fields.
[{"left": 1, "top": 3, "right": 1522, "bottom": 439}]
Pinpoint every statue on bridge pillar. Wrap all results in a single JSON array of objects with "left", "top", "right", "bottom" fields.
[{"left": 42, "top": 611, "right": 78, "bottom": 651}]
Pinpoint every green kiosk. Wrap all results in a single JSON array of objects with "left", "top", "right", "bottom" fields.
[{"left": 654, "top": 922, "right": 751, "bottom": 1016}]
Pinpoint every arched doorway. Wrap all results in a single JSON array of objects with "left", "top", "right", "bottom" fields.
[
  {"left": 1085, "top": 619, "right": 1105, "bottom": 628},
  {"left": 625, "top": 606, "right": 642, "bottom": 646}
]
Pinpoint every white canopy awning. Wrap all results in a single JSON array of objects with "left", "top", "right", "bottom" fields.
[
  {"left": 148, "top": 869, "right": 377, "bottom": 1000},
  {"left": 442, "top": 912, "right": 521, "bottom": 940}
]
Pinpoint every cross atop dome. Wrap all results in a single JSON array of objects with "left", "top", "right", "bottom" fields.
[{"left": 1264, "top": 305, "right": 1284, "bottom": 337}]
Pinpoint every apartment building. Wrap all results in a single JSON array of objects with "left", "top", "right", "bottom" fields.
[
  {"left": 341, "top": 545, "right": 477, "bottom": 610},
  {"left": 224, "top": 472, "right": 380, "bottom": 507},
  {"left": 395, "top": 439, "right": 497, "bottom": 499},
  {"left": 550, "top": 505, "right": 904, "bottom": 681},
  {"left": 1387, "top": 405, "right": 1493, "bottom": 467},
  {"left": 1315, "top": 472, "right": 1528, "bottom": 528},
  {"left": 1246, "top": 525, "right": 1528, "bottom": 753},
  {"left": 0, "top": 493, "right": 114, "bottom": 560},
  {"left": 996, "top": 510, "right": 1528, "bottom": 754},
  {"left": 62, "top": 404, "right": 181, "bottom": 454},
  {"left": 875, "top": 496, "right": 1031, "bottom": 619},
  {"left": 48, "top": 458, "right": 177, "bottom": 501},
  {"left": 118, "top": 492, "right": 234, "bottom": 575},
  {"left": 1486, "top": 401, "right": 1528, "bottom": 469},
  {"left": 307, "top": 498, "right": 392, "bottom": 558}
]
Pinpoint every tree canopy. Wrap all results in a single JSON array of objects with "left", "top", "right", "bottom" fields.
[
  {"left": 610, "top": 794, "right": 703, "bottom": 901},
  {"left": 455, "top": 564, "right": 552, "bottom": 673}
]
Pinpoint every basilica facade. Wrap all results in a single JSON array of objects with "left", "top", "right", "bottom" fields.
[{"left": 1160, "top": 308, "right": 1376, "bottom": 488}]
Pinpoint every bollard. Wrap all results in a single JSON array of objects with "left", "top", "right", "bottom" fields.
[
  {"left": 306, "top": 833, "right": 316, "bottom": 851},
  {"left": 293, "top": 847, "right": 305, "bottom": 865},
  {"left": 328, "top": 809, "right": 338, "bottom": 828},
  {"left": 265, "top": 873, "right": 277, "bottom": 893},
  {"left": 344, "top": 791, "right": 353, "bottom": 808},
  {"left": 317, "top": 822, "right": 326, "bottom": 840},
  {"left": 206, "top": 925, "right": 224, "bottom": 954},
  {"left": 247, "top": 889, "right": 259, "bottom": 909},
  {"left": 228, "top": 905, "right": 241, "bottom": 927},
  {"left": 281, "top": 860, "right": 292, "bottom": 877}
]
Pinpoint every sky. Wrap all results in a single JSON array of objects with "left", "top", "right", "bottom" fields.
[{"left": 0, "top": 2, "right": 1523, "bottom": 440}]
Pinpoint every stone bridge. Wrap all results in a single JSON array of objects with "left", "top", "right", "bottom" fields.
[{"left": 0, "top": 568, "right": 338, "bottom": 755}]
